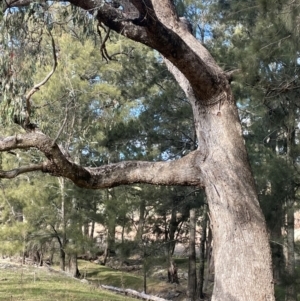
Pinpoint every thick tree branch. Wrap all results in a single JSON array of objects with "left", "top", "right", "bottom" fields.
[
  {"left": 94, "top": 0, "right": 228, "bottom": 105},
  {"left": 164, "top": 58, "right": 196, "bottom": 103},
  {"left": 0, "top": 133, "right": 205, "bottom": 188}
]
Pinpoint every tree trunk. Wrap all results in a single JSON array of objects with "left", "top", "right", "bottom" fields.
[
  {"left": 58, "top": 177, "right": 67, "bottom": 271},
  {"left": 168, "top": 203, "right": 177, "bottom": 256},
  {"left": 197, "top": 203, "right": 208, "bottom": 300},
  {"left": 167, "top": 259, "right": 179, "bottom": 284},
  {"left": 83, "top": 222, "right": 89, "bottom": 237},
  {"left": 106, "top": 222, "right": 116, "bottom": 256},
  {"left": 59, "top": 239, "right": 66, "bottom": 271},
  {"left": 285, "top": 123, "right": 297, "bottom": 301},
  {"left": 106, "top": 190, "right": 116, "bottom": 257},
  {"left": 90, "top": 200, "right": 97, "bottom": 238},
  {"left": 143, "top": 255, "right": 147, "bottom": 294},
  {"left": 48, "top": 241, "right": 55, "bottom": 265},
  {"left": 203, "top": 220, "right": 213, "bottom": 293},
  {"left": 136, "top": 198, "right": 146, "bottom": 241},
  {"left": 68, "top": 253, "right": 81, "bottom": 278},
  {"left": 90, "top": 220, "right": 95, "bottom": 239},
  {"left": 188, "top": 208, "right": 197, "bottom": 300},
  {"left": 200, "top": 100, "right": 273, "bottom": 301},
  {"left": 285, "top": 198, "right": 296, "bottom": 301},
  {"left": 270, "top": 207, "right": 284, "bottom": 285},
  {"left": 167, "top": 58, "right": 274, "bottom": 299},
  {"left": 152, "top": 5, "right": 274, "bottom": 298},
  {"left": 102, "top": 245, "right": 109, "bottom": 266}
]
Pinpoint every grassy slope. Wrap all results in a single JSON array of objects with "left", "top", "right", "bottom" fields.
[{"left": 0, "top": 262, "right": 139, "bottom": 301}]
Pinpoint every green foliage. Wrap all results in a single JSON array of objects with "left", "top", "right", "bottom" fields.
[{"left": 0, "top": 222, "right": 28, "bottom": 255}]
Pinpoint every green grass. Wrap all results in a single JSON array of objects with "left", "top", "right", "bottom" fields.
[
  {"left": 78, "top": 260, "right": 170, "bottom": 295},
  {"left": 0, "top": 263, "right": 138, "bottom": 301}
]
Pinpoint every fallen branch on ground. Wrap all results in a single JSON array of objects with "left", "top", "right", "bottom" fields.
[{"left": 101, "top": 284, "right": 170, "bottom": 301}]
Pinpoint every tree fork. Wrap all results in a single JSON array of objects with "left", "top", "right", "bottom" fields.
[{"left": 0, "top": 133, "right": 205, "bottom": 188}]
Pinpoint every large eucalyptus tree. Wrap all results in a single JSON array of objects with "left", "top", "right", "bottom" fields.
[{"left": 0, "top": 1, "right": 274, "bottom": 300}]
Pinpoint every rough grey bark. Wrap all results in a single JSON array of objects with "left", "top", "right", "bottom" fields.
[
  {"left": 0, "top": 1, "right": 275, "bottom": 300},
  {"left": 0, "top": 132, "right": 203, "bottom": 187}
]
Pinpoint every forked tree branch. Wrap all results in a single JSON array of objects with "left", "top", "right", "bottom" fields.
[
  {"left": 0, "top": 133, "right": 206, "bottom": 188},
  {"left": 94, "top": 0, "right": 228, "bottom": 105},
  {"left": 97, "top": 24, "right": 112, "bottom": 62}
]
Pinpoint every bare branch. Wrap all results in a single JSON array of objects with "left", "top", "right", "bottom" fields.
[
  {"left": 97, "top": 24, "right": 112, "bottom": 62},
  {"left": 0, "top": 164, "right": 44, "bottom": 179},
  {"left": 225, "top": 69, "right": 241, "bottom": 82},
  {"left": 52, "top": 101, "right": 72, "bottom": 146},
  {"left": 97, "top": 23, "right": 134, "bottom": 60},
  {"left": 24, "top": 30, "right": 58, "bottom": 127}
]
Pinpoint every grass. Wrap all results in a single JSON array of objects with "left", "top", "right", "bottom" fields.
[
  {"left": 0, "top": 262, "right": 139, "bottom": 301},
  {"left": 78, "top": 260, "right": 171, "bottom": 295}
]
